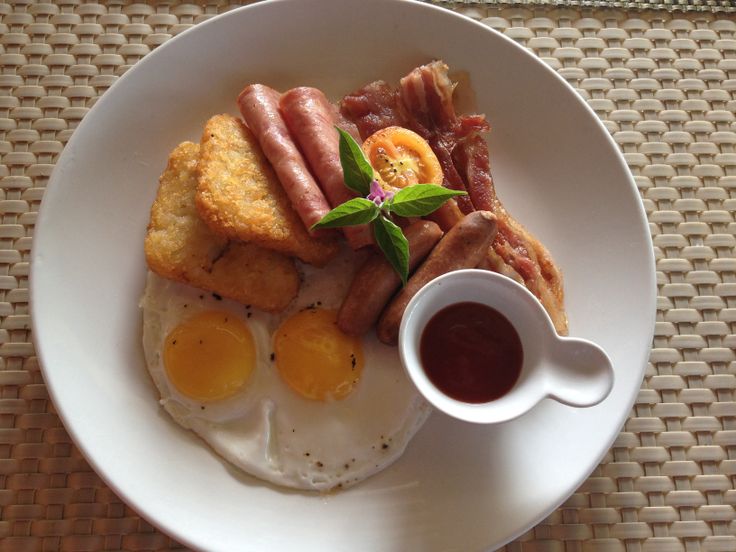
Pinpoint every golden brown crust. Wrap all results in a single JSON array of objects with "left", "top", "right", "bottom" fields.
[
  {"left": 144, "top": 141, "right": 299, "bottom": 312},
  {"left": 195, "top": 114, "right": 338, "bottom": 267}
]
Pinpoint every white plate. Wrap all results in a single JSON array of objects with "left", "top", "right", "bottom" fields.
[{"left": 30, "top": 0, "right": 656, "bottom": 550}]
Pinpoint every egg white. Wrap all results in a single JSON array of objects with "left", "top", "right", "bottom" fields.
[{"left": 141, "top": 249, "right": 432, "bottom": 491}]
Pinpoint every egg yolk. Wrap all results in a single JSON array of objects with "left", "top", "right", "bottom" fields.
[
  {"left": 274, "top": 308, "right": 364, "bottom": 401},
  {"left": 163, "top": 310, "right": 256, "bottom": 401}
]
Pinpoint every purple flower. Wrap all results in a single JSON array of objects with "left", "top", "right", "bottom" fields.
[{"left": 366, "top": 179, "right": 394, "bottom": 207}]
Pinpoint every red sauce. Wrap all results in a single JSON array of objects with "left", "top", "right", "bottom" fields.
[{"left": 419, "top": 302, "right": 523, "bottom": 403}]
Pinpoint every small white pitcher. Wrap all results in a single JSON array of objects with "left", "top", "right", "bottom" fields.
[{"left": 399, "top": 269, "right": 614, "bottom": 424}]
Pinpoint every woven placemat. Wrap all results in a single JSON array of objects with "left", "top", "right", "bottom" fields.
[
  {"left": 1, "top": 1, "right": 735, "bottom": 551},
  {"left": 434, "top": 0, "right": 736, "bottom": 14}
]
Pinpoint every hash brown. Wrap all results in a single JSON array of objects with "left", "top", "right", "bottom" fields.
[
  {"left": 196, "top": 114, "right": 338, "bottom": 267},
  {"left": 144, "top": 141, "right": 299, "bottom": 312}
]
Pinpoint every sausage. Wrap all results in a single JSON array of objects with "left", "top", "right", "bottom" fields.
[
  {"left": 376, "top": 210, "right": 498, "bottom": 345},
  {"left": 337, "top": 220, "right": 443, "bottom": 336},
  {"left": 237, "top": 84, "right": 332, "bottom": 233},
  {"left": 426, "top": 199, "right": 465, "bottom": 232},
  {"left": 280, "top": 87, "right": 373, "bottom": 249}
]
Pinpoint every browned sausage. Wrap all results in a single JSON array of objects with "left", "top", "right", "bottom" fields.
[
  {"left": 376, "top": 210, "right": 498, "bottom": 345},
  {"left": 426, "top": 199, "right": 466, "bottom": 232},
  {"left": 237, "top": 84, "right": 332, "bottom": 234},
  {"left": 280, "top": 87, "right": 373, "bottom": 250},
  {"left": 337, "top": 220, "right": 443, "bottom": 336}
]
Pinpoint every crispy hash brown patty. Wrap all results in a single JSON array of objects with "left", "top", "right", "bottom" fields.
[
  {"left": 195, "top": 114, "right": 338, "bottom": 267},
  {"left": 144, "top": 141, "right": 299, "bottom": 312}
]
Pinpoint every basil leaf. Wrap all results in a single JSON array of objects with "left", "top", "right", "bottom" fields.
[
  {"left": 387, "top": 184, "right": 467, "bottom": 217},
  {"left": 373, "top": 215, "right": 409, "bottom": 285},
  {"left": 311, "top": 198, "right": 379, "bottom": 230},
  {"left": 337, "top": 127, "right": 373, "bottom": 196}
]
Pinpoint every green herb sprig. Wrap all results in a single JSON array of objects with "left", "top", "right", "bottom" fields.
[{"left": 311, "top": 127, "right": 466, "bottom": 284}]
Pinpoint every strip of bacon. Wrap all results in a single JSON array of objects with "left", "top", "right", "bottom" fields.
[
  {"left": 398, "top": 61, "right": 568, "bottom": 334},
  {"left": 398, "top": 61, "right": 485, "bottom": 218},
  {"left": 280, "top": 87, "right": 373, "bottom": 250},
  {"left": 341, "top": 81, "right": 406, "bottom": 140},
  {"left": 454, "top": 133, "right": 567, "bottom": 334},
  {"left": 342, "top": 61, "right": 568, "bottom": 334},
  {"left": 237, "top": 84, "right": 332, "bottom": 234}
]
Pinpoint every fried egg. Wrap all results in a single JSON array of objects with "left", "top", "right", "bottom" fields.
[{"left": 140, "top": 248, "right": 431, "bottom": 491}]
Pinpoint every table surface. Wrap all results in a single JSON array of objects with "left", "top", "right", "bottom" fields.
[{"left": 1, "top": 1, "right": 735, "bottom": 551}]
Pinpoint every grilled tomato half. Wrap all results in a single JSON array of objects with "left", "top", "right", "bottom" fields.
[{"left": 362, "top": 126, "right": 442, "bottom": 192}]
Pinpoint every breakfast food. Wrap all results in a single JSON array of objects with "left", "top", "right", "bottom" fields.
[
  {"left": 337, "top": 220, "right": 443, "bottom": 337},
  {"left": 196, "top": 114, "right": 338, "bottom": 267},
  {"left": 362, "top": 126, "right": 444, "bottom": 190},
  {"left": 142, "top": 60, "right": 566, "bottom": 492},
  {"left": 340, "top": 81, "right": 405, "bottom": 140},
  {"left": 360, "top": 125, "right": 466, "bottom": 231},
  {"left": 377, "top": 210, "right": 499, "bottom": 345},
  {"left": 280, "top": 87, "right": 373, "bottom": 249},
  {"left": 141, "top": 249, "right": 431, "bottom": 491},
  {"left": 342, "top": 60, "right": 568, "bottom": 333},
  {"left": 237, "top": 84, "right": 333, "bottom": 233},
  {"left": 144, "top": 141, "right": 299, "bottom": 311}
]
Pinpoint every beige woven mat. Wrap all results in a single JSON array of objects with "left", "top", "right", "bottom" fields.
[
  {"left": 1, "top": 1, "right": 735, "bottom": 551},
  {"left": 432, "top": 0, "right": 736, "bottom": 14}
]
